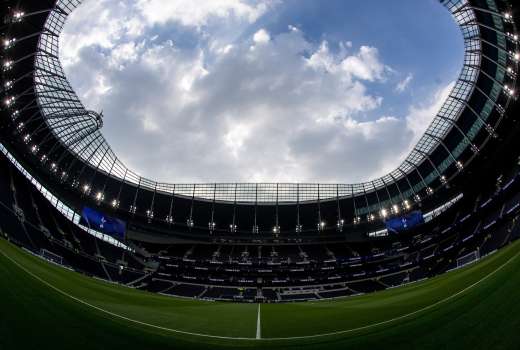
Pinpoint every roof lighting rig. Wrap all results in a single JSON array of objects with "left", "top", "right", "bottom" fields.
[
  {"left": 2, "top": 60, "right": 13, "bottom": 71},
  {"left": 10, "top": 11, "right": 26, "bottom": 24}
]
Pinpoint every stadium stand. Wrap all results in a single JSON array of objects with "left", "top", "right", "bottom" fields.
[{"left": 2, "top": 145, "right": 520, "bottom": 301}]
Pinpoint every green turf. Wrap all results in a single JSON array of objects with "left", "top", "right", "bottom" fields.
[{"left": 1, "top": 238, "right": 520, "bottom": 349}]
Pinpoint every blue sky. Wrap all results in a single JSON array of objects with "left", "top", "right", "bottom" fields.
[
  {"left": 256, "top": 0, "right": 462, "bottom": 119},
  {"left": 61, "top": 0, "right": 463, "bottom": 183}
]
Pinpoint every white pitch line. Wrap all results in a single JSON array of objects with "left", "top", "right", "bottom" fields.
[
  {"left": 256, "top": 303, "right": 261, "bottom": 339},
  {"left": 0, "top": 243, "right": 518, "bottom": 342}
]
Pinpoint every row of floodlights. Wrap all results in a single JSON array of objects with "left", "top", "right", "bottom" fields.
[
  {"left": 2, "top": 10, "right": 22, "bottom": 48},
  {"left": 22, "top": 132, "right": 465, "bottom": 234},
  {"left": 79, "top": 189, "right": 427, "bottom": 230},
  {"left": 85, "top": 186, "right": 424, "bottom": 230},
  {"left": 23, "top": 134, "right": 462, "bottom": 230}
]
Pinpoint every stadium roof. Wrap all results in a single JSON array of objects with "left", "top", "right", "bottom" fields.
[{"left": 1, "top": 0, "right": 518, "bottom": 235}]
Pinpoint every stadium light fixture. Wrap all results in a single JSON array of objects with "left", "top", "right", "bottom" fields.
[
  {"left": 392, "top": 204, "right": 399, "bottom": 214},
  {"left": 166, "top": 215, "right": 174, "bottom": 224},
  {"left": 487, "top": 124, "right": 499, "bottom": 138},
  {"left": 95, "top": 192, "right": 104, "bottom": 201},
  {"left": 272, "top": 225, "right": 280, "bottom": 234},
  {"left": 426, "top": 187, "right": 434, "bottom": 195},
  {"left": 504, "top": 85, "right": 516, "bottom": 97},
  {"left": 252, "top": 225, "right": 259, "bottom": 234},
  {"left": 353, "top": 216, "right": 361, "bottom": 225},
  {"left": 229, "top": 224, "right": 238, "bottom": 233},
  {"left": 4, "top": 80, "right": 13, "bottom": 90},
  {"left": 295, "top": 224, "right": 303, "bottom": 233},
  {"left": 3, "top": 60, "right": 13, "bottom": 71},
  {"left": 12, "top": 11, "right": 25, "bottom": 22},
  {"left": 507, "top": 32, "right": 518, "bottom": 42},
  {"left": 130, "top": 205, "right": 137, "bottom": 214},
  {"left": 187, "top": 218, "right": 194, "bottom": 228},
  {"left": 208, "top": 221, "right": 216, "bottom": 230},
  {"left": 403, "top": 199, "right": 411, "bottom": 210},
  {"left": 4, "top": 96, "right": 15, "bottom": 106},
  {"left": 111, "top": 199, "right": 120, "bottom": 208},
  {"left": 440, "top": 175, "right": 447, "bottom": 184},
  {"left": 380, "top": 208, "right": 388, "bottom": 219},
  {"left": 82, "top": 184, "right": 91, "bottom": 194},
  {"left": 3, "top": 38, "right": 16, "bottom": 49},
  {"left": 11, "top": 110, "right": 20, "bottom": 119},
  {"left": 336, "top": 219, "right": 344, "bottom": 231},
  {"left": 146, "top": 209, "right": 154, "bottom": 219}
]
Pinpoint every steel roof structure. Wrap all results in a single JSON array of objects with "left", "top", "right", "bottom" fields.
[{"left": 1, "top": 0, "right": 518, "bottom": 238}]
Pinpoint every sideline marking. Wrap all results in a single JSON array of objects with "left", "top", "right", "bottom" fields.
[
  {"left": 0, "top": 242, "right": 518, "bottom": 342},
  {"left": 256, "top": 304, "right": 261, "bottom": 339}
]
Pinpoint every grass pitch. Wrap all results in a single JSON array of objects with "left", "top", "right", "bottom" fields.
[{"left": 1, "top": 238, "right": 520, "bottom": 349}]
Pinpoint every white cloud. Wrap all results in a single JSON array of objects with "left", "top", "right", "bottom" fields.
[
  {"left": 253, "top": 29, "right": 271, "bottom": 44},
  {"left": 284, "top": 79, "right": 454, "bottom": 182},
  {"left": 405, "top": 81, "right": 455, "bottom": 146},
  {"left": 395, "top": 73, "right": 414, "bottom": 93},
  {"left": 60, "top": 0, "right": 278, "bottom": 66},
  {"left": 136, "top": 0, "right": 276, "bottom": 28},
  {"left": 340, "top": 46, "right": 389, "bottom": 82},
  {"left": 60, "top": 2, "right": 144, "bottom": 66},
  {"left": 60, "top": 1, "right": 453, "bottom": 184},
  {"left": 109, "top": 41, "right": 144, "bottom": 69}
]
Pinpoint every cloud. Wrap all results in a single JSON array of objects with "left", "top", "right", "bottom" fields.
[
  {"left": 253, "top": 29, "right": 271, "bottom": 44},
  {"left": 405, "top": 81, "right": 455, "bottom": 146},
  {"left": 60, "top": 0, "right": 278, "bottom": 66},
  {"left": 395, "top": 73, "right": 414, "bottom": 93},
  {"left": 285, "top": 80, "right": 454, "bottom": 182},
  {"left": 341, "top": 46, "right": 389, "bottom": 82},
  {"left": 136, "top": 0, "right": 276, "bottom": 28},
  {"left": 60, "top": 1, "right": 453, "bottom": 184}
]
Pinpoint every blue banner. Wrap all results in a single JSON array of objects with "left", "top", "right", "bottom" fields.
[
  {"left": 385, "top": 211, "right": 424, "bottom": 234},
  {"left": 80, "top": 207, "right": 126, "bottom": 240}
]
